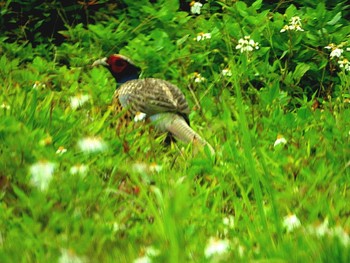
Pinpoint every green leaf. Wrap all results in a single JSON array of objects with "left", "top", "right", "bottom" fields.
[
  {"left": 235, "top": 1, "right": 249, "bottom": 17},
  {"left": 176, "top": 34, "right": 190, "bottom": 46},
  {"left": 252, "top": 0, "right": 262, "bottom": 10},
  {"left": 293, "top": 63, "right": 310, "bottom": 82},
  {"left": 285, "top": 4, "right": 297, "bottom": 18},
  {"left": 326, "top": 12, "right": 342, "bottom": 26}
]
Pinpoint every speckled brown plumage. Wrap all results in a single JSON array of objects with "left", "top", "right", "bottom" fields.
[{"left": 116, "top": 78, "right": 190, "bottom": 124}]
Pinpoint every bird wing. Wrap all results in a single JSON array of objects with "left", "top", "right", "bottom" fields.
[{"left": 117, "top": 78, "right": 190, "bottom": 117}]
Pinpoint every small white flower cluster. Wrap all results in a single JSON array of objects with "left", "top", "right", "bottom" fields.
[
  {"left": 338, "top": 58, "right": 350, "bottom": 71},
  {"left": 325, "top": 43, "right": 350, "bottom": 72},
  {"left": 222, "top": 215, "right": 235, "bottom": 235},
  {"left": 70, "top": 94, "right": 90, "bottom": 110},
  {"left": 190, "top": 1, "right": 203, "bottom": 15},
  {"left": 283, "top": 214, "right": 301, "bottom": 232},
  {"left": 280, "top": 16, "right": 304, "bottom": 32},
  {"left": 133, "top": 246, "right": 160, "bottom": 263},
  {"left": 29, "top": 160, "right": 90, "bottom": 191},
  {"left": 70, "top": 164, "right": 89, "bottom": 177},
  {"left": 283, "top": 214, "right": 349, "bottom": 247},
  {"left": 29, "top": 161, "right": 56, "bottom": 191},
  {"left": 307, "top": 218, "right": 349, "bottom": 247},
  {"left": 235, "top": 36, "right": 260, "bottom": 53},
  {"left": 274, "top": 134, "right": 287, "bottom": 148},
  {"left": 196, "top": 32, "right": 211, "bottom": 41},
  {"left": 325, "top": 43, "right": 344, "bottom": 59},
  {"left": 58, "top": 249, "right": 85, "bottom": 263},
  {"left": 204, "top": 237, "right": 230, "bottom": 258},
  {"left": 56, "top": 146, "right": 67, "bottom": 155},
  {"left": 204, "top": 233, "right": 246, "bottom": 259},
  {"left": 1, "top": 102, "right": 10, "bottom": 110},
  {"left": 192, "top": 72, "right": 206, "bottom": 83},
  {"left": 32, "top": 81, "right": 46, "bottom": 90},
  {"left": 132, "top": 162, "right": 162, "bottom": 174},
  {"left": 221, "top": 68, "right": 232, "bottom": 77},
  {"left": 77, "top": 136, "right": 107, "bottom": 153}
]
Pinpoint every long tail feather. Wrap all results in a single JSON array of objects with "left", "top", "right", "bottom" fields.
[{"left": 151, "top": 113, "right": 215, "bottom": 155}]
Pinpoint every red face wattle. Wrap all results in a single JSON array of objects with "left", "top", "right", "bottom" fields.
[
  {"left": 107, "top": 55, "right": 128, "bottom": 74},
  {"left": 101, "top": 54, "right": 141, "bottom": 83}
]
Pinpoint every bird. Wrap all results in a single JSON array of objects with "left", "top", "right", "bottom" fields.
[{"left": 92, "top": 54, "right": 214, "bottom": 154}]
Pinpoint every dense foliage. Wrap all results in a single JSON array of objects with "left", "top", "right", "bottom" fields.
[{"left": 1, "top": 0, "right": 350, "bottom": 262}]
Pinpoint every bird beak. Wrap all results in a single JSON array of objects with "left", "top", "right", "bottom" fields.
[{"left": 92, "top": 57, "right": 108, "bottom": 67}]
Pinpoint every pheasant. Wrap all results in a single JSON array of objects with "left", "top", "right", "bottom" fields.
[{"left": 92, "top": 54, "right": 214, "bottom": 154}]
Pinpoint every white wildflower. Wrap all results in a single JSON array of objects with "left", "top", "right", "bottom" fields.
[
  {"left": 132, "top": 162, "right": 162, "bottom": 174},
  {"left": 330, "top": 48, "right": 344, "bottom": 58},
  {"left": 291, "top": 16, "right": 302, "bottom": 24},
  {"left": 56, "top": 146, "right": 67, "bottom": 155},
  {"left": 149, "top": 163, "right": 162, "bottom": 173},
  {"left": 1, "top": 102, "right": 10, "bottom": 110},
  {"left": 29, "top": 161, "right": 55, "bottom": 191},
  {"left": 307, "top": 218, "right": 350, "bottom": 247},
  {"left": 223, "top": 215, "right": 235, "bottom": 229},
  {"left": 144, "top": 246, "right": 160, "bottom": 257},
  {"left": 190, "top": 1, "right": 203, "bottom": 15},
  {"left": 196, "top": 32, "right": 211, "bottom": 41},
  {"left": 112, "top": 222, "right": 121, "bottom": 233},
  {"left": 274, "top": 135, "right": 287, "bottom": 147},
  {"left": 324, "top": 43, "right": 336, "bottom": 50},
  {"left": 134, "top": 112, "right": 147, "bottom": 122},
  {"left": 77, "top": 136, "right": 107, "bottom": 153},
  {"left": 193, "top": 72, "right": 206, "bottom": 83},
  {"left": 133, "top": 162, "right": 149, "bottom": 174},
  {"left": 330, "top": 226, "right": 350, "bottom": 247},
  {"left": 221, "top": 68, "right": 232, "bottom": 77},
  {"left": 338, "top": 58, "right": 350, "bottom": 71},
  {"left": 283, "top": 214, "right": 301, "bottom": 232},
  {"left": 58, "top": 249, "right": 85, "bottom": 263},
  {"left": 32, "top": 81, "right": 46, "bottom": 90},
  {"left": 280, "top": 16, "right": 304, "bottom": 32},
  {"left": 70, "top": 94, "right": 90, "bottom": 110},
  {"left": 222, "top": 215, "right": 235, "bottom": 235},
  {"left": 134, "top": 257, "right": 151, "bottom": 263},
  {"left": 236, "top": 36, "right": 259, "bottom": 53},
  {"left": 204, "top": 237, "right": 230, "bottom": 258},
  {"left": 70, "top": 164, "right": 89, "bottom": 177},
  {"left": 325, "top": 43, "right": 344, "bottom": 59},
  {"left": 308, "top": 218, "right": 329, "bottom": 237},
  {"left": 134, "top": 246, "right": 160, "bottom": 263},
  {"left": 280, "top": 25, "right": 289, "bottom": 33}
]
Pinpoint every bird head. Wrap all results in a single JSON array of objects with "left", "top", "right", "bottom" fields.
[{"left": 92, "top": 54, "right": 141, "bottom": 84}]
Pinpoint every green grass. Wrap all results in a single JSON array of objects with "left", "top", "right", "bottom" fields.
[{"left": 1, "top": 1, "right": 350, "bottom": 262}]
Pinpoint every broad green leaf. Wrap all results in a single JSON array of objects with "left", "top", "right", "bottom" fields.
[
  {"left": 326, "top": 12, "right": 342, "bottom": 26},
  {"left": 236, "top": 1, "right": 249, "bottom": 17},
  {"left": 293, "top": 63, "right": 310, "bottom": 82},
  {"left": 252, "top": 0, "right": 262, "bottom": 10},
  {"left": 176, "top": 34, "right": 190, "bottom": 46}
]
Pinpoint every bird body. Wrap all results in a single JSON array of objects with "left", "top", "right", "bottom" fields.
[
  {"left": 92, "top": 54, "right": 214, "bottom": 154},
  {"left": 116, "top": 78, "right": 190, "bottom": 123}
]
